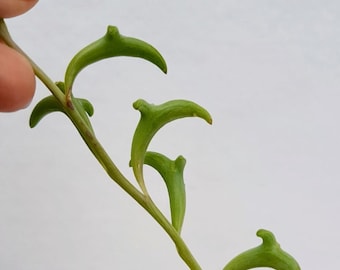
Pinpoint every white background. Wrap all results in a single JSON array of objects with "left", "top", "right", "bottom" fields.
[{"left": 1, "top": 1, "right": 340, "bottom": 269}]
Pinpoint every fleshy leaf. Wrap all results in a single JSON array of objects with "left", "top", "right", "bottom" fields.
[
  {"left": 76, "top": 98, "right": 94, "bottom": 117},
  {"left": 64, "top": 25, "right": 167, "bottom": 97},
  {"left": 30, "top": 82, "right": 94, "bottom": 130},
  {"left": 130, "top": 99, "right": 212, "bottom": 193},
  {"left": 144, "top": 151, "right": 186, "bottom": 234},
  {"left": 29, "top": 95, "right": 66, "bottom": 128},
  {"left": 72, "top": 96, "right": 95, "bottom": 132},
  {"left": 58, "top": 81, "right": 94, "bottom": 132},
  {"left": 223, "top": 229, "right": 301, "bottom": 270}
]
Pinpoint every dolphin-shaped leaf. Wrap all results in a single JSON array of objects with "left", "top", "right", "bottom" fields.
[
  {"left": 223, "top": 229, "right": 301, "bottom": 270},
  {"left": 144, "top": 151, "right": 186, "bottom": 234},
  {"left": 30, "top": 82, "right": 94, "bottom": 130},
  {"left": 29, "top": 95, "right": 65, "bottom": 128},
  {"left": 64, "top": 25, "right": 167, "bottom": 97},
  {"left": 130, "top": 99, "right": 212, "bottom": 194}
]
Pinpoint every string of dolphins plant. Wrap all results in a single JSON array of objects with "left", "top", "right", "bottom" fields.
[{"left": 0, "top": 17, "right": 301, "bottom": 270}]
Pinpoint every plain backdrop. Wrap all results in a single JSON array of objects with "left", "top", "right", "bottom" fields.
[{"left": 1, "top": 1, "right": 340, "bottom": 269}]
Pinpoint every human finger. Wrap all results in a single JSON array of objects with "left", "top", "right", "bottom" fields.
[
  {"left": 0, "top": 42, "right": 36, "bottom": 112},
  {"left": 0, "top": 0, "right": 38, "bottom": 18}
]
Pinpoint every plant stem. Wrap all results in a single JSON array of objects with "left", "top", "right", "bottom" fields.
[{"left": 0, "top": 18, "right": 202, "bottom": 270}]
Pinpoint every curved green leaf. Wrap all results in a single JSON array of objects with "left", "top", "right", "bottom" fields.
[
  {"left": 29, "top": 95, "right": 66, "bottom": 128},
  {"left": 64, "top": 25, "right": 167, "bottom": 97},
  {"left": 130, "top": 99, "right": 212, "bottom": 193},
  {"left": 144, "top": 151, "right": 186, "bottom": 234},
  {"left": 72, "top": 97, "right": 95, "bottom": 132},
  {"left": 30, "top": 82, "right": 94, "bottom": 129},
  {"left": 223, "top": 229, "right": 301, "bottom": 270},
  {"left": 76, "top": 98, "right": 94, "bottom": 117}
]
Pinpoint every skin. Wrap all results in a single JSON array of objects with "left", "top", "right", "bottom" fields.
[
  {"left": 0, "top": 0, "right": 38, "bottom": 112},
  {"left": 0, "top": 42, "right": 35, "bottom": 112},
  {"left": 0, "top": 0, "right": 38, "bottom": 18}
]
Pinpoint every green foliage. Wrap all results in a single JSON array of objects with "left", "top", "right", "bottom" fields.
[
  {"left": 223, "top": 229, "right": 300, "bottom": 270},
  {"left": 30, "top": 82, "right": 94, "bottom": 131},
  {"left": 29, "top": 95, "right": 65, "bottom": 128},
  {"left": 130, "top": 99, "right": 212, "bottom": 194},
  {"left": 0, "top": 19, "right": 302, "bottom": 269},
  {"left": 144, "top": 152, "right": 186, "bottom": 234},
  {"left": 64, "top": 25, "right": 167, "bottom": 98}
]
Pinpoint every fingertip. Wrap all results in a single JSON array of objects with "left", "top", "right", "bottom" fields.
[
  {"left": 0, "top": 0, "right": 39, "bottom": 18},
  {"left": 0, "top": 43, "right": 36, "bottom": 112}
]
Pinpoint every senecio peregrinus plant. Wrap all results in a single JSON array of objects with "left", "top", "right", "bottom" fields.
[{"left": 0, "top": 17, "right": 301, "bottom": 270}]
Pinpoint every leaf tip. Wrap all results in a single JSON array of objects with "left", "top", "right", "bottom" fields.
[{"left": 133, "top": 99, "right": 148, "bottom": 112}]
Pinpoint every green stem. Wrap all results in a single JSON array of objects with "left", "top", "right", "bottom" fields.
[{"left": 0, "top": 18, "right": 201, "bottom": 270}]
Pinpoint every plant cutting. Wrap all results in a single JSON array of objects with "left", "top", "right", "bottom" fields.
[{"left": 0, "top": 11, "right": 301, "bottom": 270}]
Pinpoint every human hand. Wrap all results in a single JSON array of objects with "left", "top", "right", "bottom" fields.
[{"left": 0, "top": 0, "right": 38, "bottom": 112}]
